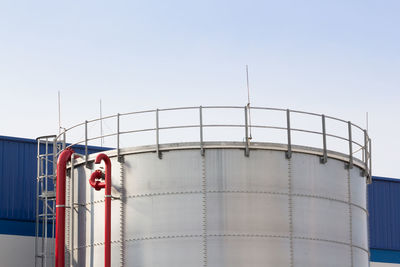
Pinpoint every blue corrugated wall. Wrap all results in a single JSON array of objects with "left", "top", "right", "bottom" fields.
[
  {"left": 0, "top": 136, "right": 37, "bottom": 221},
  {"left": 368, "top": 176, "right": 400, "bottom": 263},
  {"left": 0, "top": 135, "right": 109, "bottom": 236},
  {"left": 369, "top": 177, "right": 400, "bottom": 250}
]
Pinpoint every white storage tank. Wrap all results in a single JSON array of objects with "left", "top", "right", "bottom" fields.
[{"left": 60, "top": 106, "right": 371, "bottom": 267}]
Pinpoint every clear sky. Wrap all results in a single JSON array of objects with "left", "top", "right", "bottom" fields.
[{"left": 0, "top": 0, "right": 399, "bottom": 178}]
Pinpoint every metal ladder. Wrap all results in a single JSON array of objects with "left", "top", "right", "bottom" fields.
[{"left": 35, "top": 135, "right": 64, "bottom": 267}]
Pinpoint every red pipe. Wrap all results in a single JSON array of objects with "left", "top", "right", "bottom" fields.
[
  {"left": 55, "top": 148, "right": 74, "bottom": 267},
  {"left": 89, "top": 153, "right": 111, "bottom": 267}
]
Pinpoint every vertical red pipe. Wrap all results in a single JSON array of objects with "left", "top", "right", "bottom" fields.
[
  {"left": 55, "top": 148, "right": 74, "bottom": 267},
  {"left": 89, "top": 153, "right": 111, "bottom": 267}
]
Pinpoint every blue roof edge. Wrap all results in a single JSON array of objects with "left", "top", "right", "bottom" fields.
[
  {"left": 0, "top": 135, "right": 38, "bottom": 144},
  {"left": 0, "top": 135, "right": 113, "bottom": 151},
  {"left": 372, "top": 176, "right": 400, "bottom": 183}
]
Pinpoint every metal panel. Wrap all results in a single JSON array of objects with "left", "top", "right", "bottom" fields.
[
  {"left": 351, "top": 167, "right": 367, "bottom": 209},
  {"left": 207, "top": 193, "right": 290, "bottom": 236},
  {"left": 123, "top": 151, "right": 203, "bottom": 196},
  {"left": 352, "top": 206, "right": 368, "bottom": 249},
  {"left": 353, "top": 247, "right": 369, "bottom": 267},
  {"left": 205, "top": 150, "right": 289, "bottom": 193},
  {"left": 207, "top": 236, "right": 290, "bottom": 267},
  {"left": 293, "top": 239, "right": 351, "bottom": 267},
  {"left": 292, "top": 196, "right": 350, "bottom": 243},
  {"left": 291, "top": 152, "right": 348, "bottom": 203},
  {"left": 125, "top": 238, "right": 203, "bottom": 267}
]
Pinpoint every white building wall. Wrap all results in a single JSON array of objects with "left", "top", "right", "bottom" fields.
[
  {"left": 371, "top": 263, "right": 400, "bottom": 267},
  {"left": 0, "top": 234, "right": 34, "bottom": 267}
]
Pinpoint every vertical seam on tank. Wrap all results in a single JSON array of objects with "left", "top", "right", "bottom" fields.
[
  {"left": 288, "top": 157, "right": 294, "bottom": 267},
  {"left": 201, "top": 155, "right": 208, "bottom": 267},
  {"left": 119, "top": 157, "right": 126, "bottom": 267},
  {"left": 347, "top": 168, "right": 353, "bottom": 267}
]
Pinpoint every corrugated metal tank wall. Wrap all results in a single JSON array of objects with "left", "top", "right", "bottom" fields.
[{"left": 70, "top": 144, "right": 368, "bottom": 267}]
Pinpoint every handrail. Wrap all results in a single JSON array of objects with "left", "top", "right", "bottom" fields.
[{"left": 55, "top": 105, "right": 372, "bottom": 182}]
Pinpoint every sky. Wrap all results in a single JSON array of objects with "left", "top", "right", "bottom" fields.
[{"left": 0, "top": 0, "right": 399, "bottom": 178}]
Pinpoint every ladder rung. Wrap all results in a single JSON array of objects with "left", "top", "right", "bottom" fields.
[
  {"left": 38, "top": 175, "right": 55, "bottom": 179},
  {"left": 39, "top": 191, "right": 56, "bottom": 198},
  {"left": 38, "top": 154, "right": 54, "bottom": 158},
  {"left": 38, "top": 214, "right": 56, "bottom": 218}
]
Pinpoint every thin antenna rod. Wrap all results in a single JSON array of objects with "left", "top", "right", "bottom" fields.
[
  {"left": 246, "top": 65, "right": 251, "bottom": 105},
  {"left": 58, "top": 91, "right": 61, "bottom": 134},
  {"left": 366, "top": 112, "right": 369, "bottom": 133},
  {"left": 100, "top": 99, "right": 103, "bottom": 147},
  {"left": 246, "top": 65, "right": 252, "bottom": 139}
]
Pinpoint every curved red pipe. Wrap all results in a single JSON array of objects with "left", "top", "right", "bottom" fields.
[
  {"left": 55, "top": 148, "right": 74, "bottom": 267},
  {"left": 89, "top": 153, "right": 111, "bottom": 267}
]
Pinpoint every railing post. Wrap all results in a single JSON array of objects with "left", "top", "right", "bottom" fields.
[
  {"left": 347, "top": 121, "right": 353, "bottom": 169},
  {"left": 117, "top": 113, "right": 122, "bottom": 162},
  {"left": 320, "top": 115, "right": 327, "bottom": 164},
  {"left": 52, "top": 137, "right": 57, "bottom": 192},
  {"left": 62, "top": 130, "right": 66, "bottom": 150},
  {"left": 368, "top": 137, "right": 372, "bottom": 183},
  {"left": 85, "top": 120, "right": 89, "bottom": 167},
  {"left": 199, "top": 106, "right": 205, "bottom": 156},
  {"left": 286, "top": 109, "right": 292, "bottom": 159},
  {"left": 363, "top": 130, "right": 368, "bottom": 177},
  {"left": 244, "top": 106, "right": 250, "bottom": 157},
  {"left": 156, "top": 109, "right": 162, "bottom": 159}
]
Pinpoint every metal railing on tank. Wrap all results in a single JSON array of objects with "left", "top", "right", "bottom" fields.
[{"left": 55, "top": 106, "right": 372, "bottom": 183}]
